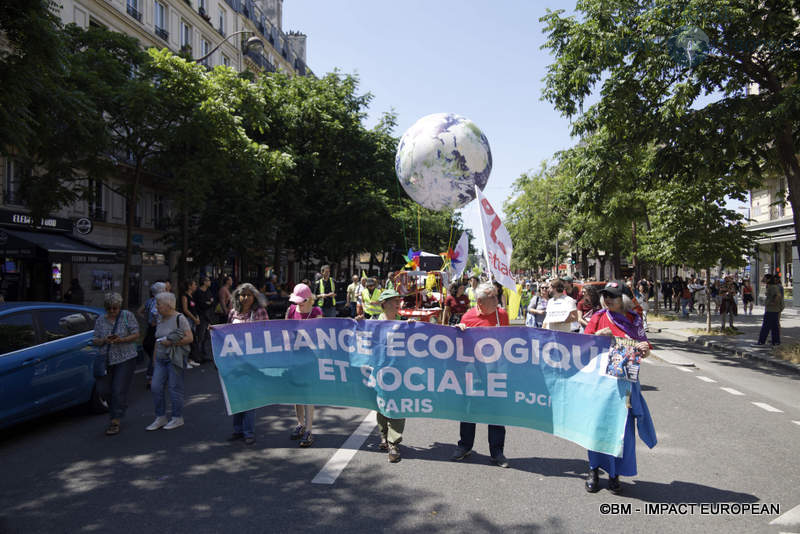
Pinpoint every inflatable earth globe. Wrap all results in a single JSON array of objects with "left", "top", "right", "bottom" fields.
[{"left": 395, "top": 113, "right": 492, "bottom": 211}]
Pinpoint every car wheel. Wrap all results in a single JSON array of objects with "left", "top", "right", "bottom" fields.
[{"left": 88, "top": 383, "right": 109, "bottom": 414}]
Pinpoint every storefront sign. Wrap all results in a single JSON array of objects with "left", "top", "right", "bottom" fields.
[
  {"left": 0, "top": 209, "right": 73, "bottom": 232},
  {"left": 71, "top": 254, "right": 119, "bottom": 264}
]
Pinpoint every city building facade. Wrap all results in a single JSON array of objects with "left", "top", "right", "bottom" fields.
[
  {"left": 1, "top": 0, "right": 309, "bottom": 307},
  {"left": 746, "top": 175, "right": 798, "bottom": 307}
]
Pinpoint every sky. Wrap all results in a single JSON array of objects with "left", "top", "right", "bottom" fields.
[{"left": 282, "top": 0, "right": 579, "bottom": 244}]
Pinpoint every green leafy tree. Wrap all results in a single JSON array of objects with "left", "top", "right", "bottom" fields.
[
  {"left": 641, "top": 179, "right": 755, "bottom": 331},
  {"left": 0, "top": 5, "right": 111, "bottom": 220},
  {"left": 540, "top": 0, "right": 799, "bottom": 247}
]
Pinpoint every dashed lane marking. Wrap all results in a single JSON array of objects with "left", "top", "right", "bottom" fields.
[
  {"left": 752, "top": 402, "right": 783, "bottom": 413},
  {"left": 312, "top": 411, "right": 377, "bottom": 485},
  {"left": 675, "top": 367, "right": 693, "bottom": 373},
  {"left": 792, "top": 421, "right": 800, "bottom": 427},
  {"left": 696, "top": 376, "right": 717, "bottom": 383},
  {"left": 719, "top": 387, "right": 745, "bottom": 396}
]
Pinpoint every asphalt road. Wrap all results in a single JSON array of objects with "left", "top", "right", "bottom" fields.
[{"left": 1, "top": 335, "right": 799, "bottom": 534}]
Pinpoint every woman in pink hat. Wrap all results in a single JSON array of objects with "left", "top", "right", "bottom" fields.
[{"left": 285, "top": 283, "right": 323, "bottom": 447}]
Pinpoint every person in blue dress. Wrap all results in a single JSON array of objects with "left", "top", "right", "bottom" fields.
[{"left": 582, "top": 281, "right": 657, "bottom": 494}]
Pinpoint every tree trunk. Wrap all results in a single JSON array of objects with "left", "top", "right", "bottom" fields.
[
  {"left": 773, "top": 127, "right": 800, "bottom": 258},
  {"left": 580, "top": 248, "right": 588, "bottom": 279},
  {"left": 631, "top": 220, "right": 639, "bottom": 285},
  {"left": 368, "top": 252, "right": 375, "bottom": 276},
  {"left": 706, "top": 268, "right": 712, "bottom": 333},
  {"left": 178, "top": 209, "right": 188, "bottom": 297},
  {"left": 121, "top": 161, "right": 141, "bottom": 308},
  {"left": 611, "top": 236, "right": 621, "bottom": 280}
]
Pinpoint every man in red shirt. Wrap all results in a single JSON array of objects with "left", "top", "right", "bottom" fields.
[{"left": 451, "top": 282, "right": 510, "bottom": 468}]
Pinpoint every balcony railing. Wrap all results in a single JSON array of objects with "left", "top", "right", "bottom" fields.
[
  {"left": 222, "top": 0, "right": 311, "bottom": 76},
  {"left": 126, "top": 3, "right": 143, "bottom": 22},
  {"left": 155, "top": 26, "right": 169, "bottom": 41},
  {"left": 199, "top": 7, "right": 212, "bottom": 24},
  {"left": 244, "top": 48, "right": 275, "bottom": 72}
]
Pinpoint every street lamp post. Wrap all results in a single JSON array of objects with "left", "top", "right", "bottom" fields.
[{"left": 193, "top": 30, "right": 264, "bottom": 64}]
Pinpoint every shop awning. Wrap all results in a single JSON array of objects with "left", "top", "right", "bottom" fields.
[{"left": 1, "top": 229, "right": 116, "bottom": 256}]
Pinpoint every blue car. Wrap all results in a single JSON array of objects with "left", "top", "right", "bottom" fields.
[{"left": 0, "top": 302, "right": 110, "bottom": 429}]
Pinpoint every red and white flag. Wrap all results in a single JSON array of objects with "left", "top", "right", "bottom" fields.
[{"left": 475, "top": 186, "right": 515, "bottom": 292}]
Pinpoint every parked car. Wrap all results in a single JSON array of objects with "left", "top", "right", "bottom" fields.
[{"left": 0, "top": 302, "right": 110, "bottom": 429}]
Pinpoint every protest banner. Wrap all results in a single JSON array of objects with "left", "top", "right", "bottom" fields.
[{"left": 211, "top": 318, "right": 631, "bottom": 456}]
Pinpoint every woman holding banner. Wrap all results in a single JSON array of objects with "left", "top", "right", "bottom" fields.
[
  {"left": 583, "top": 281, "right": 657, "bottom": 494},
  {"left": 226, "top": 283, "right": 269, "bottom": 446},
  {"left": 285, "top": 283, "right": 323, "bottom": 448}
]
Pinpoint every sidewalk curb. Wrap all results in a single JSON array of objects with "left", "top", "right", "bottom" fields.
[{"left": 686, "top": 335, "right": 800, "bottom": 375}]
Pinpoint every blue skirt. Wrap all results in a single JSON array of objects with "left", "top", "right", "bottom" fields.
[{"left": 588, "top": 409, "right": 637, "bottom": 478}]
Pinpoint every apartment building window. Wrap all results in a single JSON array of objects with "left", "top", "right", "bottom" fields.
[
  {"left": 4, "top": 159, "right": 27, "bottom": 206},
  {"left": 218, "top": 8, "right": 226, "bottom": 36},
  {"left": 199, "top": 0, "right": 207, "bottom": 10},
  {"left": 126, "top": 0, "right": 143, "bottom": 22},
  {"left": 88, "top": 179, "right": 106, "bottom": 221},
  {"left": 181, "top": 21, "right": 192, "bottom": 51},
  {"left": 222, "top": 54, "right": 230, "bottom": 67},
  {"left": 154, "top": 1, "right": 168, "bottom": 40},
  {"left": 200, "top": 37, "right": 210, "bottom": 65}
]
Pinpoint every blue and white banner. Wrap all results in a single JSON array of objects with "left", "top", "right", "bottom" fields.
[{"left": 211, "top": 319, "right": 632, "bottom": 456}]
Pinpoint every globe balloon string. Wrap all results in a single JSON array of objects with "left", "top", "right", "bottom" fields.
[{"left": 391, "top": 166, "right": 409, "bottom": 252}]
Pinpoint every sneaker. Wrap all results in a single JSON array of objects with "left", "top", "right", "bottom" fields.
[
  {"left": 450, "top": 446, "right": 472, "bottom": 461},
  {"left": 244, "top": 436, "right": 256, "bottom": 446},
  {"left": 299, "top": 431, "right": 313, "bottom": 447},
  {"left": 163, "top": 417, "right": 184, "bottom": 430},
  {"left": 290, "top": 424, "right": 305, "bottom": 440},
  {"left": 490, "top": 453, "right": 510, "bottom": 468},
  {"left": 146, "top": 416, "right": 168, "bottom": 431},
  {"left": 388, "top": 445, "right": 401, "bottom": 463},
  {"left": 378, "top": 438, "right": 389, "bottom": 451},
  {"left": 105, "top": 419, "right": 120, "bottom": 436},
  {"left": 187, "top": 360, "right": 201, "bottom": 368},
  {"left": 227, "top": 432, "right": 244, "bottom": 442}
]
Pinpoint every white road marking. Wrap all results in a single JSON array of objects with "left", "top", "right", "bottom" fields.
[
  {"left": 675, "top": 367, "right": 693, "bottom": 373},
  {"left": 770, "top": 503, "right": 800, "bottom": 527},
  {"left": 696, "top": 376, "right": 717, "bottom": 383},
  {"left": 312, "top": 411, "right": 377, "bottom": 485},
  {"left": 792, "top": 421, "right": 800, "bottom": 427},
  {"left": 752, "top": 402, "right": 783, "bottom": 413},
  {"left": 719, "top": 387, "right": 744, "bottom": 396}
]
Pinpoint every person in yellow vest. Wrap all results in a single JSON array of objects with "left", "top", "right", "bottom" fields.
[
  {"left": 316, "top": 265, "right": 337, "bottom": 318},
  {"left": 466, "top": 275, "right": 480, "bottom": 308},
  {"left": 356, "top": 278, "right": 382, "bottom": 319},
  {"left": 374, "top": 288, "right": 408, "bottom": 462}
]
